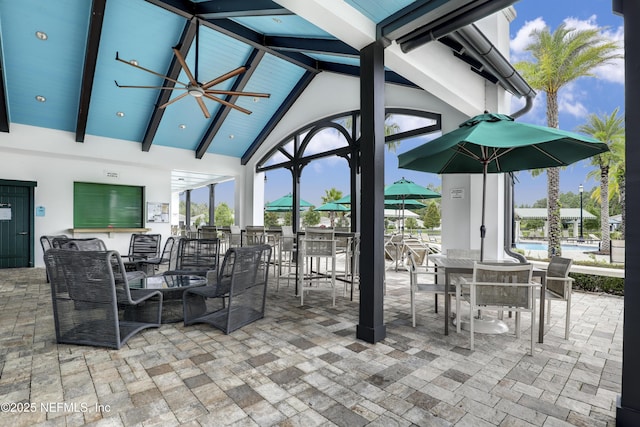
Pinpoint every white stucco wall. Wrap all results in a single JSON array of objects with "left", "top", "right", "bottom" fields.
[{"left": 0, "top": 124, "right": 243, "bottom": 267}]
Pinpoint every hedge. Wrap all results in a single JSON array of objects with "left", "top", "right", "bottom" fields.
[{"left": 570, "top": 273, "right": 624, "bottom": 296}]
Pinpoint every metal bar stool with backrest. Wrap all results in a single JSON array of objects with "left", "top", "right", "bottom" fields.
[
  {"left": 228, "top": 225, "right": 242, "bottom": 248},
  {"left": 244, "top": 225, "right": 266, "bottom": 246},
  {"left": 298, "top": 228, "right": 337, "bottom": 306},
  {"left": 276, "top": 225, "right": 297, "bottom": 291}
]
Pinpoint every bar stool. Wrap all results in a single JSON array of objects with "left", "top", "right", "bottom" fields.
[{"left": 298, "top": 228, "right": 337, "bottom": 306}]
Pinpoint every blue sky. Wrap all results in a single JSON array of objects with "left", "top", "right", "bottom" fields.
[{"left": 190, "top": 0, "right": 625, "bottom": 209}]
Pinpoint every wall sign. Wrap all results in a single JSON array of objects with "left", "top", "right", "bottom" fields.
[
  {"left": 450, "top": 188, "right": 465, "bottom": 199},
  {"left": 0, "top": 203, "right": 11, "bottom": 220},
  {"left": 147, "top": 202, "right": 170, "bottom": 223}
]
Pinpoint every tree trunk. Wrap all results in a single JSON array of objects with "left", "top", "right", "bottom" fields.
[
  {"left": 546, "top": 91, "right": 562, "bottom": 258},
  {"left": 599, "top": 165, "right": 610, "bottom": 253}
]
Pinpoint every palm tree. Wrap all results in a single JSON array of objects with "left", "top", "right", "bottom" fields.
[
  {"left": 576, "top": 108, "right": 624, "bottom": 253},
  {"left": 609, "top": 139, "right": 626, "bottom": 237},
  {"left": 515, "top": 23, "right": 621, "bottom": 258},
  {"left": 321, "top": 188, "right": 343, "bottom": 227}
]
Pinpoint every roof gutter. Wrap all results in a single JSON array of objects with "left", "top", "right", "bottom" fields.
[{"left": 448, "top": 24, "right": 535, "bottom": 261}]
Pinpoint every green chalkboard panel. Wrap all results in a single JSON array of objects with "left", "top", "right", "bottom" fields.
[{"left": 73, "top": 182, "right": 144, "bottom": 228}]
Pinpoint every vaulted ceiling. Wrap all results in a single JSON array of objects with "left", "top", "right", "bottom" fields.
[{"left": 0, "top": 0, "right": 526, "bottom": 180}]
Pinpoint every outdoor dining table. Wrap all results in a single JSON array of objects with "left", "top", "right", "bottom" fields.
[
  {"left": 431, "top": 257, "right": 548, "bottom": 343},
  {"left": 128, "top": 274, "right": 207, "bottom": 323}
]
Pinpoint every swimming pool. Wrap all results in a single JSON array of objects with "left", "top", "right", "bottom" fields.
[{"left": 516, "top": 242, "right": 598, "bottom": 252}]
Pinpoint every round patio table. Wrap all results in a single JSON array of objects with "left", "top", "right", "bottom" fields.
[{"left": 129, "top": 275, "right": 206, "bottom": 323}]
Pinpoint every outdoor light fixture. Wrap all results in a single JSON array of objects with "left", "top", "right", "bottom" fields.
[{"left": 579, "top": 184, "right": 584, "bottom": 241}]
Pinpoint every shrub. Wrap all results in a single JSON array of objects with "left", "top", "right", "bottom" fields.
[{"left": 570, "top": 273, "right": 624, "bottom": 296}]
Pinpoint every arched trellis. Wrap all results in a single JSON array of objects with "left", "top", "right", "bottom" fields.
[{"left": 256, "top": 108, "right": 441, "bottom": 231}]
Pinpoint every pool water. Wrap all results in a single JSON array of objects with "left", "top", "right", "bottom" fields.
[{"left": 516, "top": 242, "right": 598, "bottom": 252}]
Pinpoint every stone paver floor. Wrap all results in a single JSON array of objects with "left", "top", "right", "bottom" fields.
[{"left": 0, "top": 264, "right": 622, "bottom": 426}]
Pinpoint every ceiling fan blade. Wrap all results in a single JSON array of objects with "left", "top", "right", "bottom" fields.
[
  {"left": 114, "top": 81, "right": 186, "bottom": 90},
  {"left": 203, "top": 93, "right": 252, "bottom": 115},
  {"left": 159, "top": 92, "right": 190, "bottom": 109},
  {"left": 172, "top": 47, "right": 198, "bottom": 86},
  {"left": 196, "top": 97, "right": 211, "bottom": 119},
  {"left": 204, "top": 89, "right": 270, "bottom": 98},
  {"left": 116, "top": 52, "right": 187, "bottom": 87},
  {"left": 201, "top": 67, "right": 247, "bottom": 90}
]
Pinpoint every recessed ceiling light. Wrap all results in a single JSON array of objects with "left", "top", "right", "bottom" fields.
[
  {"left": 272, "top": 18, "right": 282, "bottom": 24},
  {"left": 116, "top": 111, "right": 125, "bottom": 117},
  {"left": 129, "top": 59, "right": 138, "bottom": 66},
  {"left": 35, "top": 95, "right": 46, "bottom": 103},
  {"left": 229, "top": 134, "right": 234, "bottom": 139},
  {"left": 35, "top": 31, "right": 48, "bottom": 41},
  {"left": 179, "top": 124, "right": 186, "bottom": 129}
]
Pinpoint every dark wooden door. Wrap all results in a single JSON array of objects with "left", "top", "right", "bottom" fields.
[{"left": 0, "top": 181, "right": 35, "bottom": 268}]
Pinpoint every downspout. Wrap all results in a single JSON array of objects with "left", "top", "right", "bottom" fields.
[{"left": 450, "top": 24, "right": 536, "bottom": 261}]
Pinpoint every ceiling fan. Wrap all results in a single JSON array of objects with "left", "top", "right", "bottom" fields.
[{"left": 114, "top": 19, "right": 270, "bottom": 118}]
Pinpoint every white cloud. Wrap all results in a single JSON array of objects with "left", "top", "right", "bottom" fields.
[
  {"left": 510, "top": 17, "right": 546, "bottom": 61},
  {"left": 558, "top": 82, "right": 589, "bottom": 119}
]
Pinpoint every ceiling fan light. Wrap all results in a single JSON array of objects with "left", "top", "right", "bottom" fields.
[{"left": 187, "top": 85, "right": 205, "bottom": 98}]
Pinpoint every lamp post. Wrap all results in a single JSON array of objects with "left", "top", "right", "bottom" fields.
[{"left": 579, "top": 184, "right": 584, "bottom": 241}]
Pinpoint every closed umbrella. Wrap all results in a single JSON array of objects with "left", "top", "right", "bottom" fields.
[
  {"left": 398, "top": 113, "right": 609, "bottom": 260},
  {"left": 384, "top": 178, "right": 441, "bottom": 237}
]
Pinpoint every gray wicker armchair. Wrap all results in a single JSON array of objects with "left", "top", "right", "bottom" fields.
[
  {"left": 43, "top": 249, "right": 163, "bottom": 349},
  {"left": 164, "top": 238, "right": 220, "bottom": 277},
  {"left": 183, "top": 244, "right": 272, "bottom": 334}
]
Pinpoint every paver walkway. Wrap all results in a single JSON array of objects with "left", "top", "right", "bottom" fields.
[{"left": 0, "top": 266, "right": 622, "bottom": 426}]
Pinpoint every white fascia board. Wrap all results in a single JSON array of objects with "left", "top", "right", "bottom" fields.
[
  {"left": 274, "top": 0, "right": 487, "bottom": 118},
  {"left": 273, "top": 0, "right": 375, "bottom": 49},
  {"left": 385, "top": 42, "right": 486, "bottom": 116}
]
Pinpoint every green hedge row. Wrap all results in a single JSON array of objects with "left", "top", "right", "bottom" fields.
[{"left": 570, "top": 273, "right": 624, "bottom": 296}]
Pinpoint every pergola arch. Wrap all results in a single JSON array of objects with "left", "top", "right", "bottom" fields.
[{"left": 256, "top": 108, "right": 441, "bottom": 231}]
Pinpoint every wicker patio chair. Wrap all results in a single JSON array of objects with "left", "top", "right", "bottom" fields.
[
  {"left": 137, "top": 236, "right": 180, "bottom": 275},
  {"left": 543, "top": 256, "right": 574, "bottom": 340},
  {"left": 468, "top": 262, "right": 539, "bottom": 355},
  {"left": 164, "top": 237, "right": 220, "bottom": 277},
  {"left": 123, "top": 233, "right": 162, "bottom": 261},
  {"left": 43, "top": 249, "right": 162, "bottom": 349},
  {"left": 183, "top": 244, "right": 272, "bottom": 334},
  {"left": 408, "top": 250, "right": 455, "bottom": 327},
  {"left": 40, "top": 234, "right": 69, "bottom": 282}
]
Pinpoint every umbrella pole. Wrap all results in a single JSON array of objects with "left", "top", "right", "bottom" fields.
[{"left": 480, "top": 162, "right": 487, "bottom": 261}]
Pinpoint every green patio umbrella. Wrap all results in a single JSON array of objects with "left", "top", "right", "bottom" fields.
[
  {"left": 265, "top": 193, "right": 313, "bottom": 212},
  {"left": 334, "top": 194, "right": 351, "bottom": 204},
  {"left": 315, "top": 202, "right": 350, "bottom": 212},
  {"left": 383, "top": 199, "right": 426, "bottom": 210},
  {"left": 316, "top": 202, "right": 349, "bottom": 228},
  {"left": 384, "top": 178, "right": 441, "bottom": 236},
  {"left": 397, "top": 113, "right": 609, "bottom": 260}
]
